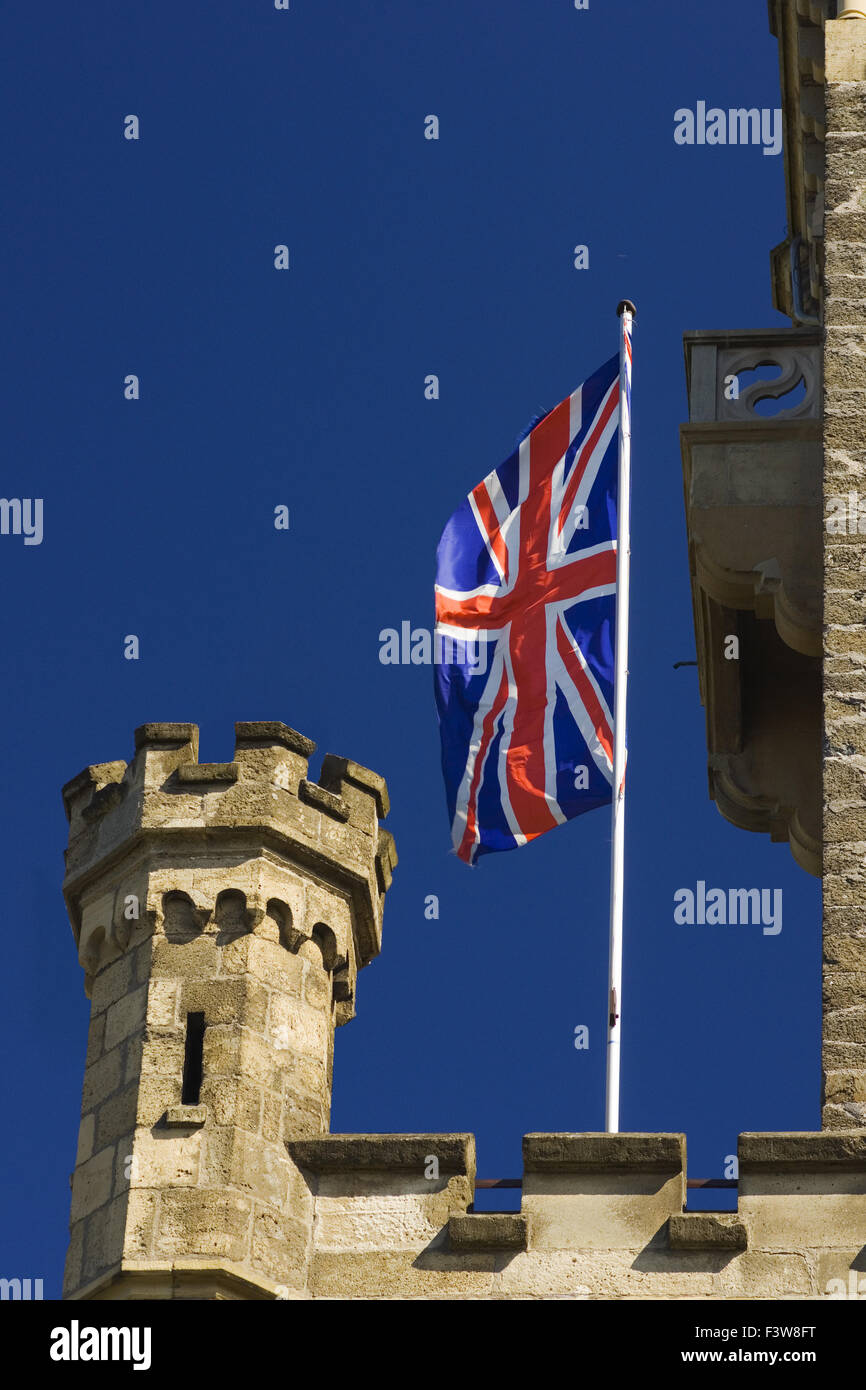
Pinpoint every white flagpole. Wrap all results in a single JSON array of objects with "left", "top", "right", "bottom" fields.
[{"left": 605, "top": 300, "right": 635, "bottom": 1134}]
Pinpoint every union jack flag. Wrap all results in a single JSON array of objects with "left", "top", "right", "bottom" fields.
[{"left": 434, "top": 348, "right": 625, "bottom": 864}]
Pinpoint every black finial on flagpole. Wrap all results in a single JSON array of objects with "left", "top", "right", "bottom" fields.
[{"left": 617, "top": 300, "right": 637, "bottom": 318}]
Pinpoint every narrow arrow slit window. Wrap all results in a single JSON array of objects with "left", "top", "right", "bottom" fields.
[{"left": 181, "top": 1011, "right": 206, "bottom": 1105}]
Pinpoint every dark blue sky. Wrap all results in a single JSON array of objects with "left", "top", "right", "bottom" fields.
[{"left": 0, "top": 1, "right": 820, "bottom": 1296}]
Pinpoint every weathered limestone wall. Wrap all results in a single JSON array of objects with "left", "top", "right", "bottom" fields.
[
  {"left": 61, "top": 722, "right": 396, "bottom": 1300},
  {"left": 823, "top": 20, "right": 866, "bottom": 1129},
  {"left": 288, "top": 1132, "right": 866, "bottom": 1300}
]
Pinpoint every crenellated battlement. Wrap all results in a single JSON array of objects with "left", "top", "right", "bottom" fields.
[
  {"left": 279, "top": 1129, "right": 866, "bottom": 1300},
  {"left": 61, "top": 722, "right": 396, "bottom": 998}
]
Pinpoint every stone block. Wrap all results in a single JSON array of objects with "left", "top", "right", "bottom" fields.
[
  {"left": 826, "top": 20, "right": 866, "bottom": 86},
  {"left": 823, "top": 972, "right": 866, "bottom": 1010},
  {"left": 202, "top": 1024, "right": 241, "bottom": 1078},
  {"left": 152, "top": 937, "right": 220, "bottom": 981},
  {"left": 298, "top": 779, "right": 349, "bottom": 823},
  {"left": 522, "top": 1170, "right": 684, "bottom": 1253},
  {"left": 104, "top": 984, "right": 148, "bottom": 1052},
  {"left": 70, "top": 1144, "right": 117, "bottom": 1222},
  {"left": 134, "top": 1128, "right": 203, "bottom": 1185},
  {"left": 220, "top": 934, "right": 295, "bottom": 993},
  {"left": 243, "top": 1025, "right": 297, "bottom": 1090},
  {"left": 824, "top": 1039, "right": 866, "bottom": 1068},
  {"left": 824, "top": 1069, "right": 866, "bottom": 1104},
  {"left": 261, "top": 1089, "right": 283, "bottom": 1143},
  {"left": 283, "top": 1091, "right": 328, "bottom": 1138},
  {"left": 154, "top": 1189, "right": 253, "bottom": 1262},
  {"left": 824, "top": 936, "right": 866, "bottom": 974},
  {"left": 232, "top": 1131, "right": 291, "bottom": 1208},
  {"left": 135, "top": 1077, "right": 182, "bottom": 1128},
  {"left": 668, "top": 1213, "right": 747, "bottom": 1251},
  {"left": 824, "top": 1100, "right": 866, "bottom": 1129},
  {"left": 81, "top": 1048, "right": 124, "bottom": 1112},
  {"left": 738, "top": 1131, "right": 866, "bottom": 1249},
  {"left": 739, "top": 1131, "right": 866, "bottom": 1169},
  {"left": 164, "top": 1105, "right": 207, "bottom": 1129},
  {"left": 63, "top": 1220, "right": 85, "bottom": 1296},
  {"left": 200, "top": 1076, "right": 263, "bottom": 1132},
  {"left": 740, "top": 1179, "right": 866, "bottom": 1250},
  {"left": 303, "top": 964, "right": 331, "bottom": 1012},
  {"left": 449, "top": 1213, "right": 527, "bottom": 1251},
  {"left": 139, "top": 1036, "right": 185, "bottom": 1079},
  {"left": 94, "top": 1082, "right": 139, "bottom": 1151},
  {"left": 826, "top": 240, "right": 866, "bottom": 278},
  {"left": 90, "top": 956, "right": 133, "bottom": 1016},
  {"left": 825, "top": 298, "right": 866, "bottom": 330},
  {"left": 124, "top": 1034, "right": 144, "bottom": 1086},
  {"left": 180, "top": 978, "right": 251, "bottom": 1028},
  {"left": 131, "top": 939, "right": 155, "bottom": 987},
  {"left": 248, "top": 1207, "right": 311, "bottom": 1289},
  {"left": 267, "top": 995, "right": 328, "bottom": 1060},
  {"left": 826, "top": 84, "right": 866, "bottom": 131},
  {"left": 495, "top": 1249, "right": 715, "bottom": 1301},
  {"left": 146, "top": 980, "right": 178, "bottom": 1029},
  {"left": 76, "top": 1113, "right": 96, "bottom": 1167},
  {"left": 85, "top": 1013, "right": 105, "bottom": 1068},
  {"left": 716, "top": 1251, "right": 812, "bottom": 1300},
  {"left": 80, "top": 1189, "right": 158, "bottom": 1287},
  {"left": 81, "top": 1201, "right": 116, "bottom": 1286},
  {"left": 289, "top": 1133, "right": 476, "bottom": 1182},
  {"left": 824, "top": 1007, "right": 866, "bottom": 1043},
  {"left": 523, "top": 1132, "right": 685, "bottom": 1173},
  {"left": 826, "top": 626, "right": 866, "bottom": 657},
  {"left": 319, "top": 754, "right": 389, "bottom": 822},
  {"left": 176, "top": 761, "right": 238, "bottom": 784},
  {"left": 308, "top": 1250, "right": 496, "bottom": 1301}
]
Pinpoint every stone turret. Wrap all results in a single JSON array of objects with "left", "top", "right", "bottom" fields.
[{"left": 61, "top": 721, "right": 396, "bottom": 1300}]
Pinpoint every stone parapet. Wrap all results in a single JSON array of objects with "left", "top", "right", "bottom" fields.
[{"left": 278, "top": 1129, "right": 866, "bottom": 1299}]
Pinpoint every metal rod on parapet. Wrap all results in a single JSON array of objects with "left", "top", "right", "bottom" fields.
[{"left": 605, "top": 300, "right": 635, "bottom": 1134}]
